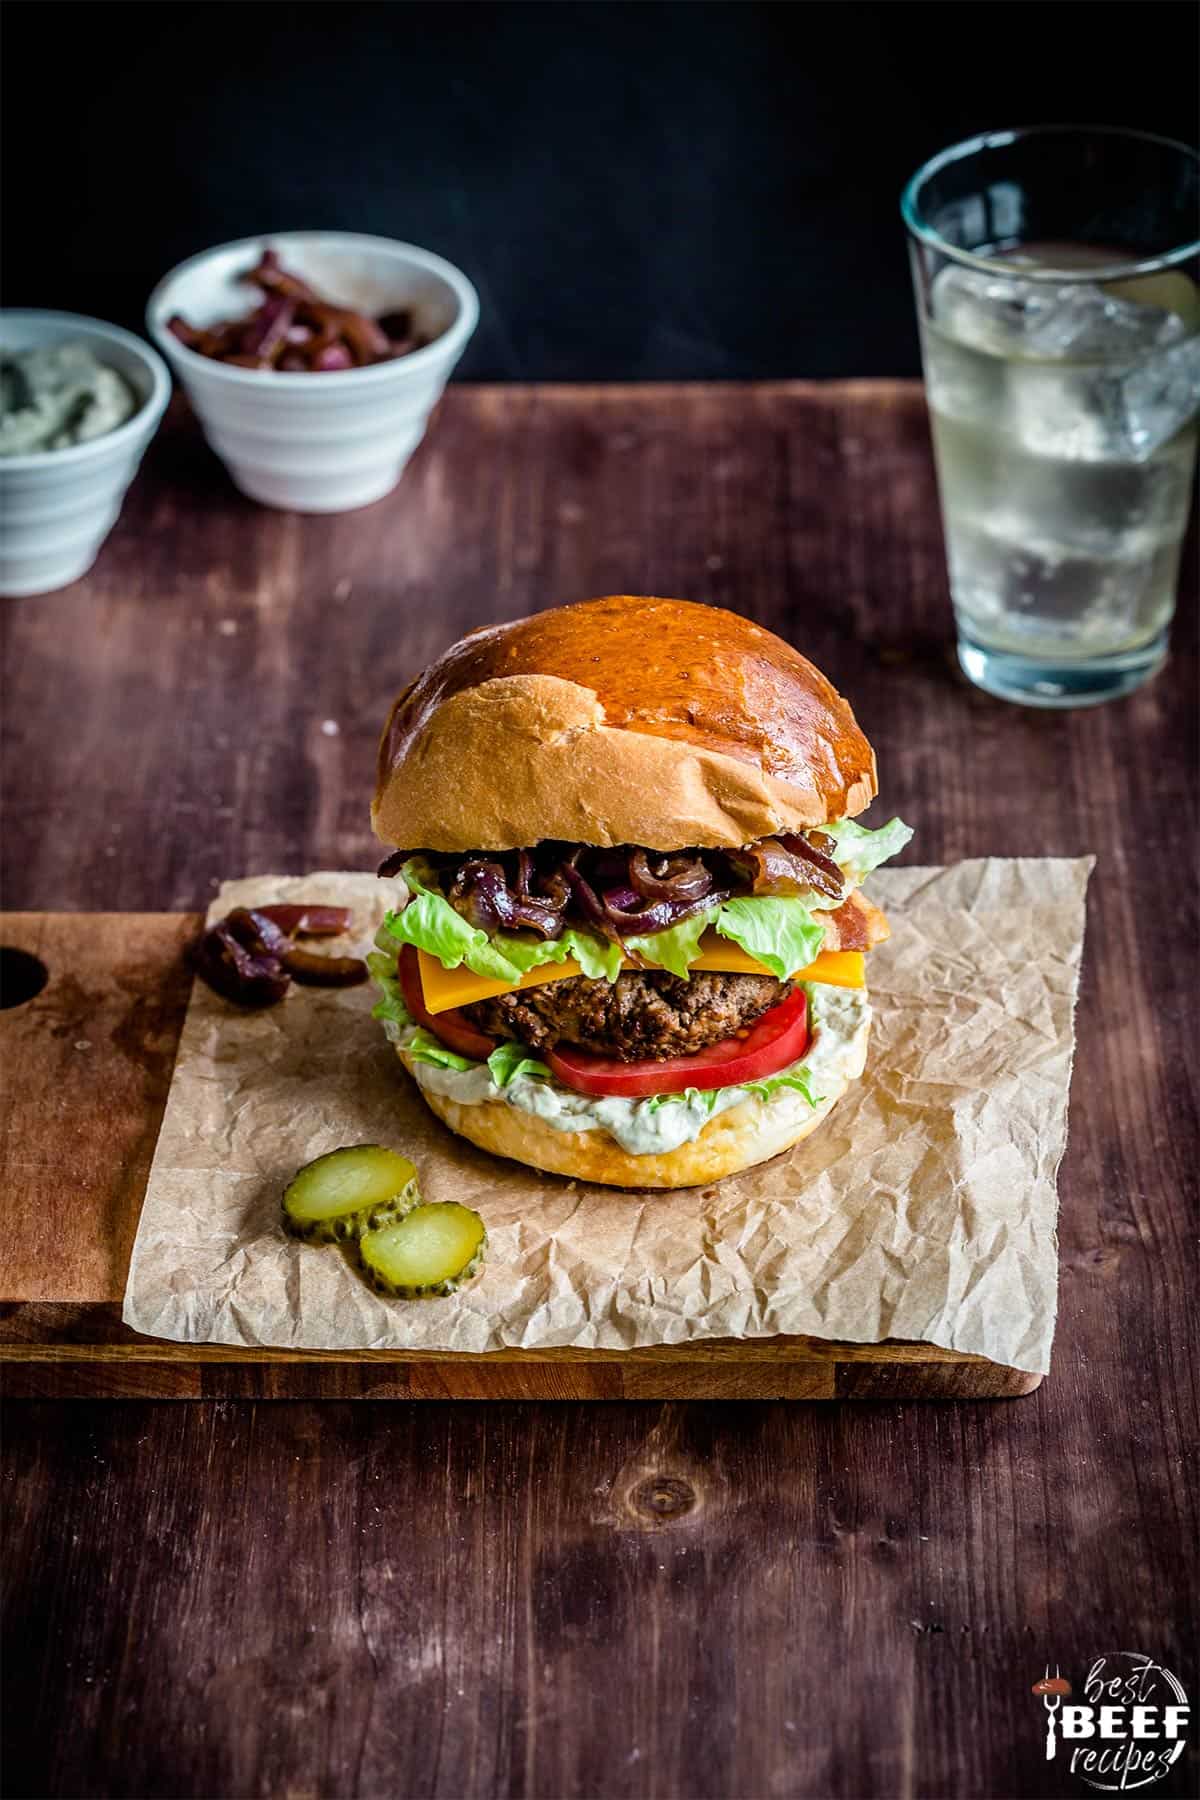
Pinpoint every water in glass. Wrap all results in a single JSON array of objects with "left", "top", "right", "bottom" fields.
[{"left": 921, "top": 244, "right": 1200, "bottom": 699}]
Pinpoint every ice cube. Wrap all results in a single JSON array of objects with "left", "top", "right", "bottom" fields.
[
  {"left": 1012, "top": 346, "right": 1200, "bottom": 465},
  {"left": 1108, "top": 336, "right": 1200, "bottom": 460},
  {"left": 919, "top": 318, "right": 1007, "bottom": 428},
  {"left": 933, "top": 267, "right": 1187, "bottom": 361}
]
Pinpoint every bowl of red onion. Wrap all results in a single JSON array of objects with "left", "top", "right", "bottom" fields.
[{"left": 146, "top": 231, "right": 478, "bottom": 513}]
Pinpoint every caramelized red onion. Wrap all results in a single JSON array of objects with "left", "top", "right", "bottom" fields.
[
  {"left": 247, "top": 909, "right": 367, "bottom": 986},
  {"left": 167, "top": 250, "right": 430, "bottom": 372},
  {"left": 194, "top": 915, "right": 291, "bottom": 1008},
  {"left": 627, "top": 849, "right": 714, "bottom": 903},
  {"left": 277, "top": 943, "right": 370, "bottom": 985},
  {"left": 602, "top": 885, "right": 641, "bottom": 911},
  {"left": 376, "top": 831, "right": 847, "bottom": 942},
  {"left": 728, "top": 833, "right": 846, "bottom": 903},
  {"left": 728, "top": 839, "right": 809, "bottom": 894},
  {"left": 777, "top": 831, "right": 845, "bottom": 900},
  {"left": 448, "top": 859, "right": 566, "bottom": 938},
  {"left": 561, "top": 856, "right": 608, "bottom": 928},
  {"left": 466, "top": 847, "right": 727, "bottom": 939},
  {"left": 253, "top": 903, "right": 354, "bottom": 937},
  {"left": 599, "top": 887, "right": 730, "bottom": 935},
  {"left": 193, "top": 904, "right": 367, "bottom": 1008}
]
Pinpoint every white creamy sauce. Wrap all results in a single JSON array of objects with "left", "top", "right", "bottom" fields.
[
  {"left": 392, "top": 984, "right": 871, "bottom": 1156},
  {"left": 0, "top": 343, "right": 137, "bottom": 455}
]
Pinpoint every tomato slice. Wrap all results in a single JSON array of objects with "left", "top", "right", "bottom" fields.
[
  {"left": 546, "top": 987, "right": 809, "bottom": 1098},
  {"left": 398, "top": 946, "right": 498, "bottom": 1062}
]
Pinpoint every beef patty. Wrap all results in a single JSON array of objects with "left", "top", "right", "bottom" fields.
[{"left": 464, "top": 969, "right": 792, "bottom": 1062}]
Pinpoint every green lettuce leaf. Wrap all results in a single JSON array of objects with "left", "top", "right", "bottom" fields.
[
  {"left": 382, "top": 860, "right": 524, "bottom": 981},
  {"left": 713, "top": 895, "right": 825, "bottom": 981},
  {"left": 822, "top": 816, "right": 913, "bottom": 882},
  {"left": 368, "top": 942, "right": 412, "bottom": 1029},
  {"left": 645, "top": 1087, "right": 724, "bottom": 1117},
  {"left": 404, "top": 1026, "right": 477, "bottom": 1072},
  {"left": 492, "top": 926, "right": 625, "bottom": 984},
  {"left": 742, "top": 1063, "right": 822, "bottom": 1107},
  {"left": 384, "top": 855, "right": 875, "bottom": 990},
  {"left": 384, "top": 860, "right": 627, "bottom": 983},
  {"left": 486, "top": 1040, "right": 551, "bottom": 1087},
  {"left": 624, "top": 908, "right": 719, "bottom": 979},
  {"left": 371, "top": 993, "right": 411, "bottom": 1028}
]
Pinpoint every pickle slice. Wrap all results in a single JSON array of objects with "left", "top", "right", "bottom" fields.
[
  {"left": 282, "top": 1145, "right": 419, "bottom": 1243},
  {"left": 358, "top": 1203, "right": 487, "bottom": 1298}
]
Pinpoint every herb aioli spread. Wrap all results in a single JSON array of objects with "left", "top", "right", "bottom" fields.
[
  {"left": 391, "top": 984, "right": 872, "bottom": 1156},
  {"left": 0, "top": 343, "right": 138, "bottom": 455}
]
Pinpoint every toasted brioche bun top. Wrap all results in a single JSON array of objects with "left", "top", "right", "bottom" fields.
[{"left": 373, "top": 596, "right": 877, "bottom": 852}]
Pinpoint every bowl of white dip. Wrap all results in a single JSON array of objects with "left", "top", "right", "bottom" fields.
[{"left": 0, "top": 311, "right": 170, "bottom": 596}]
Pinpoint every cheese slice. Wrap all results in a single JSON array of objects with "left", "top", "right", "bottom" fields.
[{"left": 417, "top": 935, "right": 865, "bottom": 1013}]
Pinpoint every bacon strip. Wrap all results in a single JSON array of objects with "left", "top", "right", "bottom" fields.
[{"left": 819, "top": 892, "right": 890, "bottom": 953}]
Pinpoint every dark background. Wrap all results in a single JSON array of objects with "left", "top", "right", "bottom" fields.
[{"left": 4, "top": 0, "right": 1198, "bottom": 380}]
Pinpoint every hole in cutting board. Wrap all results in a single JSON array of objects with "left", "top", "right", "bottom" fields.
[{"left": 0, "top": 948, "right": 49, "bottom": 1009}]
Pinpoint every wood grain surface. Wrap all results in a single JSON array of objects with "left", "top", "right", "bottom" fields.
[{"left": 1, "top": 385, "right": 1196, "bottom": 1800}]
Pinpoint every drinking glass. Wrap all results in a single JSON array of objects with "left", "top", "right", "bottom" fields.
[{"left": 902, "top": 127, "right": 1200, "bottom": 706}]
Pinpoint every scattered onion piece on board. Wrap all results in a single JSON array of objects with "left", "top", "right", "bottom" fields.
[{"left": 192, "top": 903, "right": 367, "bottom": 1007}]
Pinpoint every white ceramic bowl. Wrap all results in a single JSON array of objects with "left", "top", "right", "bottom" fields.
[
  {"left": 0, "top": 311, "right": 170, "bottom": 597},
  {"left": 146, "top": 231, "right": 479, "bottom": 512}
]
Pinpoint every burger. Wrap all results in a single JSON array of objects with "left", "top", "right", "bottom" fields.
[{"left": 367, "top": 596, "right": 911, "bottom": 1189}]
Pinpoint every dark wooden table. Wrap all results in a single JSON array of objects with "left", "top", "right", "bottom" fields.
[{"left": 2, "top": 384, "right": 1196, "bottom": 1800}]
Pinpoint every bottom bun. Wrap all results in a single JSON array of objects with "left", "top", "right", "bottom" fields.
[{"left": 398, "top": 1042, "right": 862, "bottom": 1189}]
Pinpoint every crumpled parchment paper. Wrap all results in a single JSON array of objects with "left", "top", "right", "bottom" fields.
[{"left": 122, "top": 859, "right": 1092, "bottom": 1373}]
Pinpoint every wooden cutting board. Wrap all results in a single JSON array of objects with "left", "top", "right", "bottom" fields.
[{"left": 0, "top": 912, "right": 1041, "bottom": 1399}]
